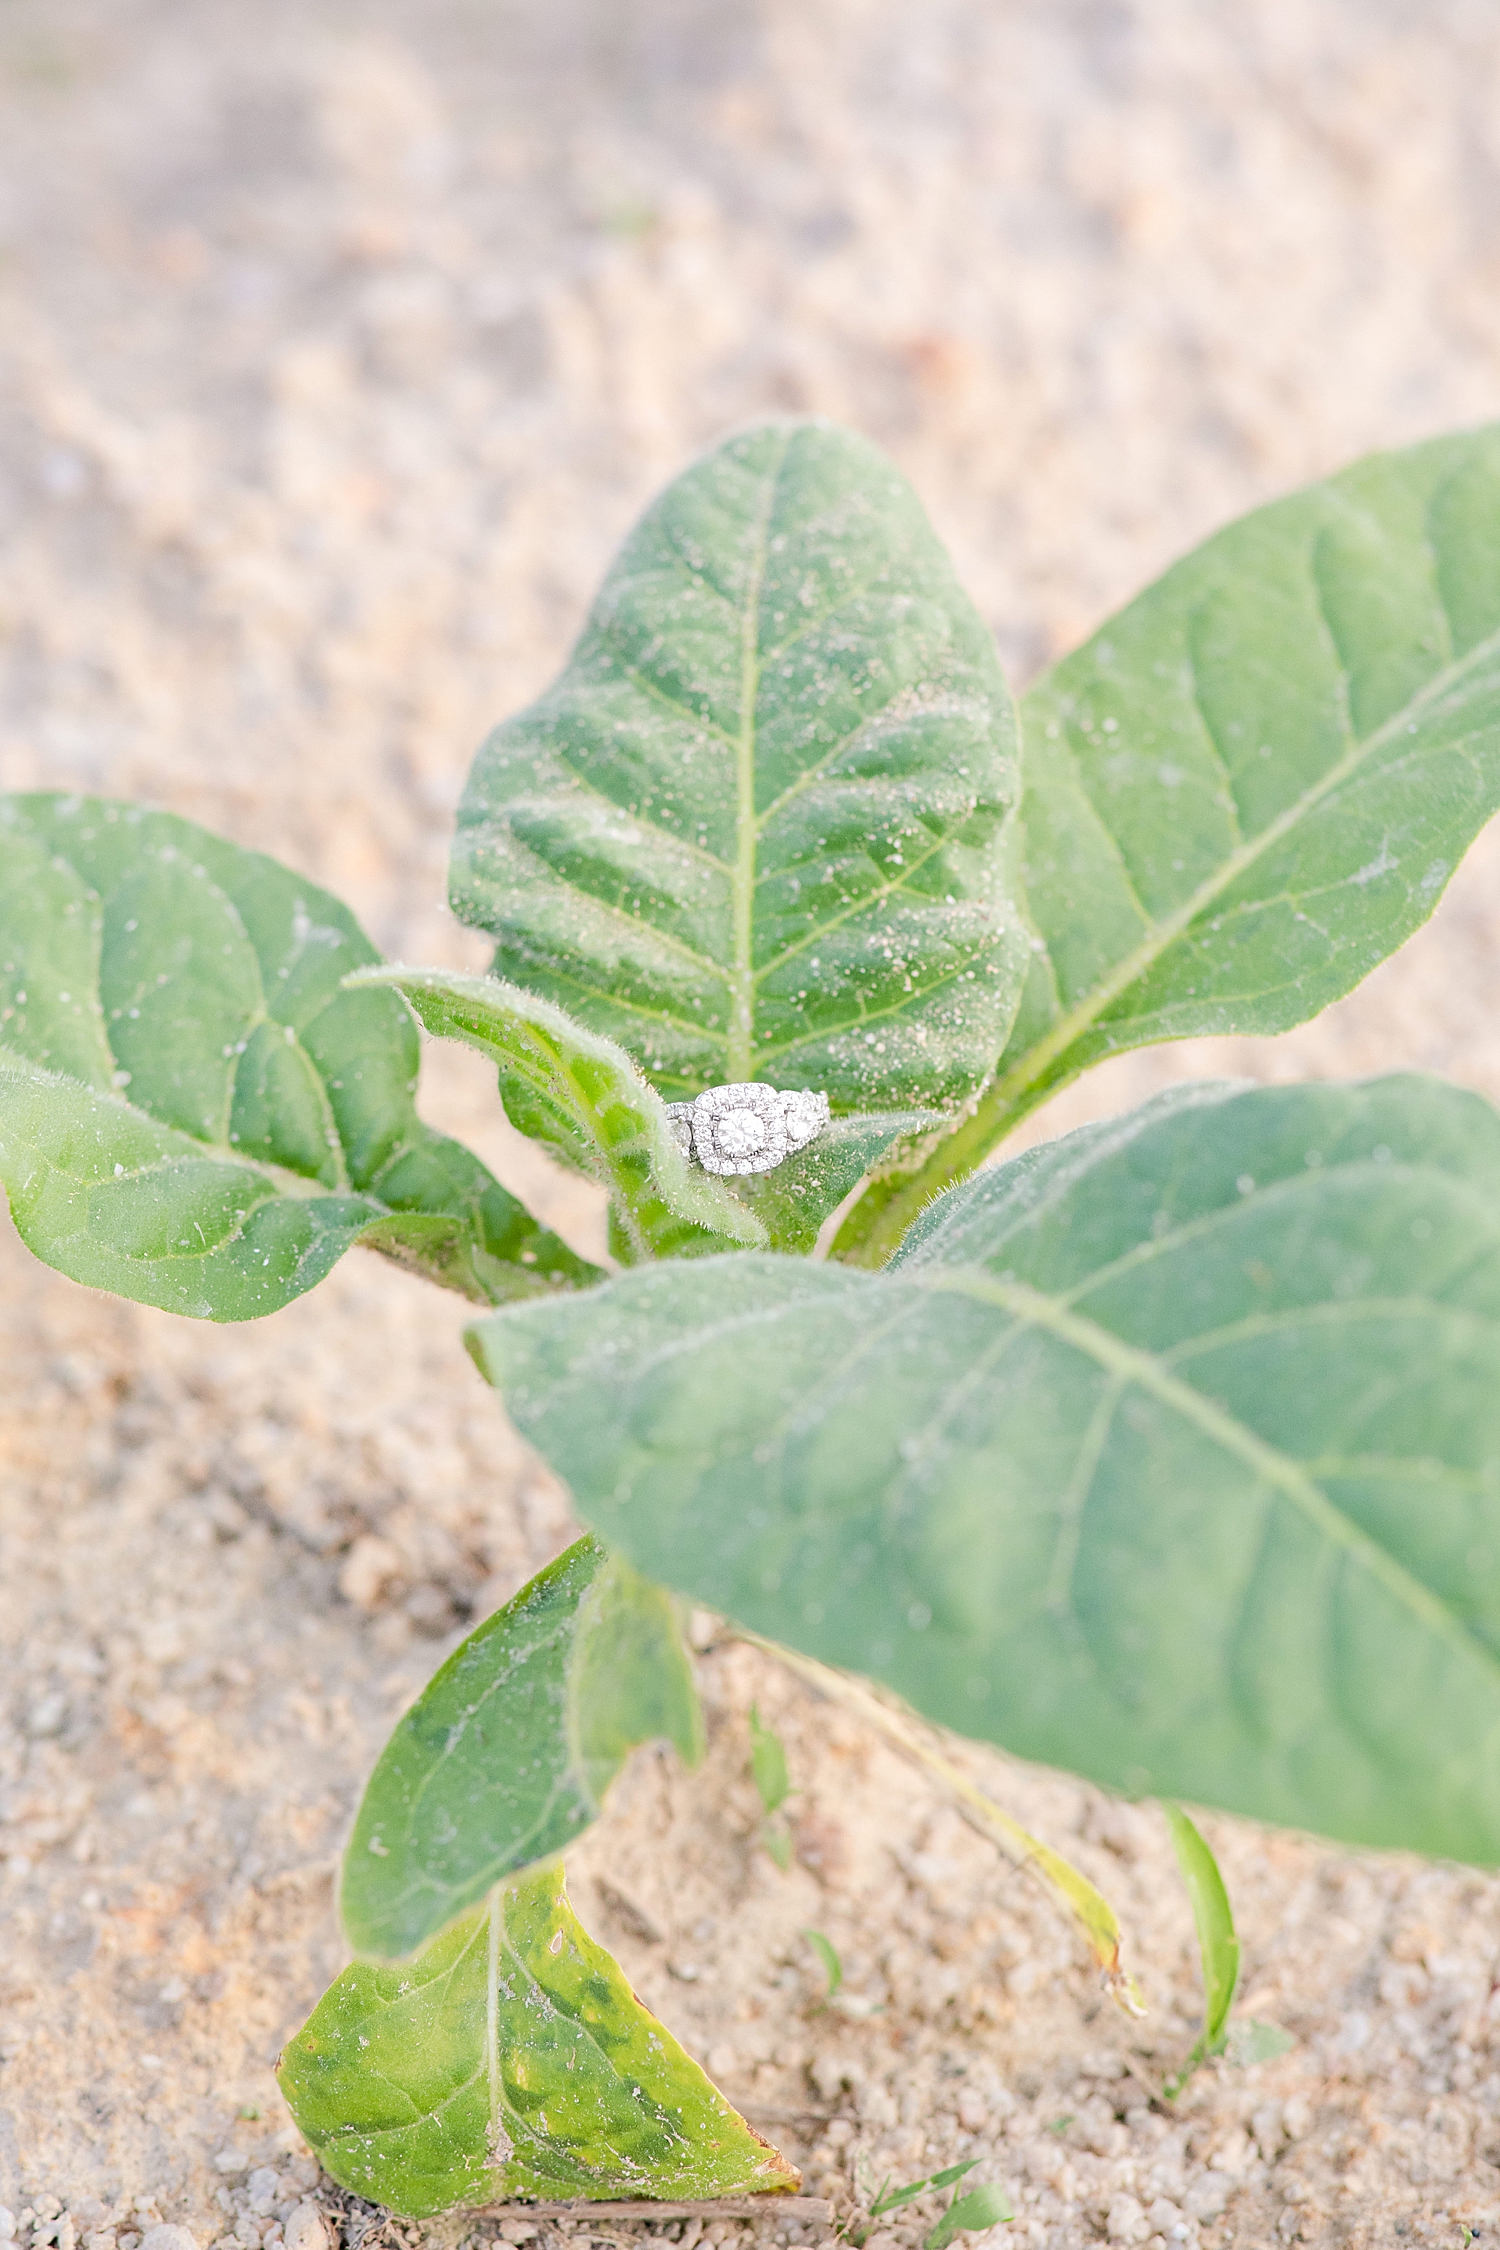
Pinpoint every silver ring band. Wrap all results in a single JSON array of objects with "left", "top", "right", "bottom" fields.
[{"left": 666, "top": 1084, "right": 831, "bottom": 1176}]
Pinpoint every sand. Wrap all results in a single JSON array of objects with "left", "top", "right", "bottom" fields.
[{"left": 6, "top": 3, "right": 1500, "bottom": 2245}]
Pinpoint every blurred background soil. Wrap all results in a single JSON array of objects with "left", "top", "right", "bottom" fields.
[{"left": 5, "top": 4, "right": 1500, "bottom": 2247}]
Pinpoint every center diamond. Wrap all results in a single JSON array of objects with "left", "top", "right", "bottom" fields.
[
  {"left": 717, "top": 1111, "right": 767, "bottom": 1159},
  {"left": 690, "top": 1081, "right": 792, "bottom": 1174}
]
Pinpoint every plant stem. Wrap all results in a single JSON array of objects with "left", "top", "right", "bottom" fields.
[
  {"left": 831, "top": 1064, "right": 1065, "bottom": 1267},
  {"left": 744, "top": 1634, "right": 1142, "bottom": 2013}
]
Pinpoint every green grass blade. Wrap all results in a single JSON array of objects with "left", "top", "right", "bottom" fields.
[
  {"left": 871, "top": 2162, "right": 977, "bottom": 2216},
  {"left": 925, "top": 2185, "right": 1015, "bottom": 2248},
  {"left": 749, "top": 1704, "right": 790, "bottom": 1813},
  {"left": 1163, "top": 1802, "right": 1240, "bottom": 2083},
  {"left": 804, "top": 1929, "right": 843, "bottom": 1997}
]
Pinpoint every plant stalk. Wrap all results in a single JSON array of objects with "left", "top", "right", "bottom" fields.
[{"left": 744, "top": 1634, "right": 1142, "bottom": 2013}]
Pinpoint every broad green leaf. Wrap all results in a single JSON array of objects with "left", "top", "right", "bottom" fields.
[
  {"left": 725, "top": 1108, "right": 938, "bottom": 1253},
  {"left": 837, "top": 424, "right": 1500, "bottom": 1261},
  {"left": 341, "top": 1535, "right": 702, "bottom": 1961},
  {"left": 1162, "top": 1804, "right": 1239, "bottom": 2089},
  {"left": 471, "top": 1075, "right": 1500, "bottom": 1864},
  {"left": 278, "top": 1864, "right": 799, "bottom": 2218},
  {"left": 348, "top": 966, "right": 764, "bottom": 1263},
  {"left": 0, "top": 797, "right": 595, "bottom": 1319},
  {"left": 450, "top": 419, "right": 1026, "bottom": 1111}
]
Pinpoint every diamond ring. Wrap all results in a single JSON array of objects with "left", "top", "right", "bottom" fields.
[{"left": 665, "top": 1084, "right": 831, "bottom": 1177}]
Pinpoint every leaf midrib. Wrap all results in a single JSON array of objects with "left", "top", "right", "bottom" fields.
[
  {"left": 1002, "top": 612, "right": 1500, "bottom": 1113},
  {"left": 0, "top": 1044, "right": 353, "bottom": 1206},
  {"left": 729, "top": 436, "right": 789, "bottom": 1079},
  {"left": 927, "top": 1267, "right": 1500, "bottom": 1690},
  {"left": 489, "top": 1886, "right": 685, "bottom": 2163},
  {"left": 910, "top": 1149, "right": 1499, "bottom": 1305}
]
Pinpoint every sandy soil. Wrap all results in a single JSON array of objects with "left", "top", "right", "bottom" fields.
[{"left": 6, "top": 3, "right": 1500, "bottom": 2246}]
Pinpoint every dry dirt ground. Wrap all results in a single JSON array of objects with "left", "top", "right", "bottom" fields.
[{"left": 7, "top": 3, "right": 1500, "bottom": 2247}]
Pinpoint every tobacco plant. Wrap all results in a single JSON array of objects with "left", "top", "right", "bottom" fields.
[{"left": 5, "top": 417, "right": 1500, "bottom": 2217}]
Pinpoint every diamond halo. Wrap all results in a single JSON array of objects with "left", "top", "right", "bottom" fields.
[{"left": 664, "top": 1084, "right": 831, "bottom": 1176}]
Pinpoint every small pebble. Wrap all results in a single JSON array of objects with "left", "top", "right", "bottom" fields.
[
  {"left": 0, "top": 2213, "right": 14, "bottom": 2243},
  {"left": 1106, "top": 2195, "right": 1148, "bottom": 2244},
  {"left": 244, "top": 2176, "right": 281, "bottom": 2221},
  {"left": 281, "top": 2209, "right": 329, "bottom": 2250},
  {"left": 139, "top": 2228, "right": 199, "bottom": 2250}
]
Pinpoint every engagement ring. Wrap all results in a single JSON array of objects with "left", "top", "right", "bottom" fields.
[{"left": 665, "top": 1084, "right": 831, "bottom": 1176}]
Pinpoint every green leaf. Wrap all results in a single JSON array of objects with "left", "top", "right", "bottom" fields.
[
  {"left": 778, "top": 1646, "right": 1138, "bottom": 2003},
  {"left": 762, "top": 1819, "right": 793, "bottom": 1873},
  {"left": 451, "top": 419, "right": 1025, "bottom": 1112},
  {"left": 837, "top": 424, "right": 1500, "bottom": 1261},
  {"left": 470, "top": 1074, "right": 1500, "bottom": 1864},
  {"left": 748, "top": 1703, "right": 790, "bottom": 1814},
  {"left": 925, "top": 2185, "right": 1014, "bottom": 2248},
  {"left": 349, "top": 966, "right": 764, "bottom": 1263},
  {"left": 804, "top": 1929, "right": 843, "bottom": 1997},
  {"left": 342, "top": 1535, "right": 701, "bottom": 1961},
  {"left": 278, "top": 1864, "right": 799, "bottom": 2218},
  {"left": 873, "top": 2162, "right": 978, "bottom": 2216},
  {"left": 0, "top": 796, "right": 596, "bottom": 1319},
  {"left": 725, "top": 1108, "right": 939, "bottom": 1253},
  {"left": 1162, "top": 1804, "right": 1239, "bottom": 2085},
  {"left": 1223, "top": 2018, "right": 1296, "bottom": 2066}
]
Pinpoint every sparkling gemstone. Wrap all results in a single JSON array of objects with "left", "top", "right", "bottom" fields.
[{"left": 717, "top": 1111, "right": 768, "bottom": 1159}]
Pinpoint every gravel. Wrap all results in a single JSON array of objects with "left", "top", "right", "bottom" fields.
[{"left": 6, "top": 4, "right": 1500, "bottom": 2248}]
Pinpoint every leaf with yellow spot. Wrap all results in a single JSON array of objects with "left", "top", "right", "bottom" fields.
[{"left": 278, "top": 1864, "right": 798, "bottom": 2219}]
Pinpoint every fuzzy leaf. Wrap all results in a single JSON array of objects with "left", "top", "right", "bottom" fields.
[
  {"left": 0, "top": 797, "right": 595, "bottom": 1318},
  {"left": 350, "top": 966, "right": 763, "bottom": 1262},
  {"left": 836, "top": 425, "right": 1500, "bottom": 1259},
  {"left": 724, "top": 1108, "right": 938, "bottom": 1253},
  {"left": 451, "top": 419, "right": 1025, "bottom": 1111},
  {"left": 342, "top": 1536, "right": 702, "bottom": 1960},
  {"left": 472, "top": 1075, "right": 1500, "bottom": 1865},
  {"left": 278, "top": 1865, "right": 799, "bottom": 2218}
]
